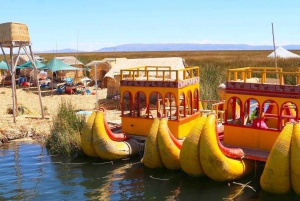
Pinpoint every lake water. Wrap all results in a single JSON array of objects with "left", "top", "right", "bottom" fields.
[{"left": 0, "top": 141, "right": 298, "bottom": 201}]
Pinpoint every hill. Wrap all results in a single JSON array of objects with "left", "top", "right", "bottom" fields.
[
  {"left": 35, "top": 44, "right": 300, "bottom": 53},
  {"left": 96, "top": 43, "right": 300, "bottom": 52}
]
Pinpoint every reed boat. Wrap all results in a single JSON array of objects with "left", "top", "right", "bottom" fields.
[
  {"left": 220, "top": 67, "right": 299, "bottom": 161},
  {"left": 218, "top": 67, "right": 300, "bottom": 194},
  {"left": 82, "top": 65, "right": 300, "bottom": 194}
]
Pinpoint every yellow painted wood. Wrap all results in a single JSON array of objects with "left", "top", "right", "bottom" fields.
[{"left": 224, "top": 126, "right": 280, "bottom": 151}]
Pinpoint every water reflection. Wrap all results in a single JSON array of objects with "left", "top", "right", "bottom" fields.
[{"left": 1, "top": 141, "right": 300, "bottom": 200}]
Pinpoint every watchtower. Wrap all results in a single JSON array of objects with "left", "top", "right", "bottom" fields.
[{"left": 0, "top": 22, "right": 44, "bottom": 122}]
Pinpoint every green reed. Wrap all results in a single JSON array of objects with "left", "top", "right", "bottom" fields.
[{"left": 46, "top": 99, "right": 86, "bottom": 157}]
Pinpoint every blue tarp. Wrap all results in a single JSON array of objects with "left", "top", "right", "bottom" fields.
[{"left": 0, "top": 61, "right": 9, "bottom": 70}]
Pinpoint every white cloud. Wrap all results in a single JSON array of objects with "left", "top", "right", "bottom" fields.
[{"left": 199, "top": 39, "right": 211, "bottom": 44}]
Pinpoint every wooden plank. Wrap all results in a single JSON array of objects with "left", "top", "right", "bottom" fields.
[{"left": 242, "top": 147, "right": 269, "bottom": 162}]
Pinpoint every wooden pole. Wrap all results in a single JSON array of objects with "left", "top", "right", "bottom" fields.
[
  {"left": 10, "top": 46, "right": 16, "bottom": 122},
  {"left": 51, "top": 72, "right": 54, "bottom": 96},
  {"left": 272, "top": 23, "right": 277, "bottom": 68},
  {"left": 14, "top": 47, "right": 23, "bottom": 118},
  {"left": 28, "top": 45, "right": 45, "bottom": 118},
  {"left": 272, "top": 23, "right": 279, "bottom": 80}
]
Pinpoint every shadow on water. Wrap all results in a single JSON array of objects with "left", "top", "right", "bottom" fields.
[
  {"left": 49, "top": 154, "right": 300, "bottom": 201},
  {"left": 2, "top": 142, "right": 300, "bottom": 200}
]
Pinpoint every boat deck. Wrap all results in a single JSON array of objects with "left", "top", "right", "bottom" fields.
[
  {"left": 242, "top": 147, "right": 269, "bottom": 162},
  {"left": 108, "top": 121, "right": 269, "bottom": 162},
  {"left": 222, "top": 141, "right": 269, "bottom": 162}
]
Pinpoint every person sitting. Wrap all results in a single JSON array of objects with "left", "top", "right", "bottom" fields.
[{"left": 252, "top": 112, "right": 268, "bottom": 129}]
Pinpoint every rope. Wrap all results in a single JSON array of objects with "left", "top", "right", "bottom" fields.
[{"left": 150, "top": 175, "right": 169, "bottom": 181}]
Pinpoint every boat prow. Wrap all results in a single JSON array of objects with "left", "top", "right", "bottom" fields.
[{"left": 81, "top": 110, "right": 139, "bottom": 160}]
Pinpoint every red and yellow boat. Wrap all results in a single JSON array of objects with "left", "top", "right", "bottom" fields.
[{"left": 81, "top": 65, "right": 300, "bottom": 194}]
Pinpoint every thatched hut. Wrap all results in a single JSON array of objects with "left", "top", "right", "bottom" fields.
[
  {"left": 13, "top": 55, "right": 29, "bottom": 65},
  {"left": 8, "top": 55, "right": 46, "bottom": 77},
  {"left": 86, "top": 58, "right": 126, "bottom": 88},
  {"left": 104, "top": 57, "right": 187, "bottom": 98},
  {"left": 48, "top": 56, "right": 85, "bottom": 80}
]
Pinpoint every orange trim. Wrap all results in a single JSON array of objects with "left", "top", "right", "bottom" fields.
[{"left": 168, "top": 128, "right": 182, "bottom": 149}]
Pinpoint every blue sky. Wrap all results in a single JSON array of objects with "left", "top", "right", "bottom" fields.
[{"left": 1, "top": 0, "right": 300, "bottom": 52}]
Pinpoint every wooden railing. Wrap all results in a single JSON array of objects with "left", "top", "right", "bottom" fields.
[
  {"left": 226, "top": 67, "right": 300, "bottom": 85},
  {"left": 120, "top": 66, "right": 200, "bottom": 81},
  {"left": 199, "top": 100, "right": 225, "bottom": 123}
]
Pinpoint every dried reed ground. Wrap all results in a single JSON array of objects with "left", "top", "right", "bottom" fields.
[{"left": 0, "top": 87, "right": 121, "bottom": 144}]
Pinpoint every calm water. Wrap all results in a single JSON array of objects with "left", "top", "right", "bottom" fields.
[{"left": 0, "top": 141, "right": 299, "bottom": 201}]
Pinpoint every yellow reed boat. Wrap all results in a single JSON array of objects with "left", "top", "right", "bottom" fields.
[{"left": 83, "top": 65, "right": 300, "bottom": 193}]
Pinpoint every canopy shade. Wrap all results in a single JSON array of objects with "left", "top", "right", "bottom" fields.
[
  {"left": 42, "top": 58, "right": 83, "bottom": 72},
  {"left": 0, "top": 61, "right": 9, "bottom": 70},
  {"left": 267, "top": 46, "right": 300, "bottom": 58},
  {"left": 17, "top": 60, "right": 46, "bottom": 69}
]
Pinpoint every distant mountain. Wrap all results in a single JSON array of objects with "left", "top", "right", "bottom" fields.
[
  {"left": 95, "top": 43, "right": 300, "bottom": 52},
  {"left": 34, "top": 43, "right": 300, "bottom": 53},
  {"left": 36, "top": 48, "right": 85, "bottom": 53},
  {"left": 282, "top": 45, "right": 300, "bottom": 50}
]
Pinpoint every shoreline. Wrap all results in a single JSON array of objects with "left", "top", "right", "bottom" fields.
[{"left": 0, "top": 87, "right": 121, "bottom": 145}]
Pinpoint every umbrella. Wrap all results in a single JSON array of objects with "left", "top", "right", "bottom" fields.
[
  {"left": 18, "top": 60, "right": 46, "bottom": 69},
  {"left": 0, "top": 61, "right": 9, "bottom": 70}
]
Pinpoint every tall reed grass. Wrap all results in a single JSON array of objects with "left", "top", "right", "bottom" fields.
[{"left": 46, "top": 100, "right": 86, "bottom": 157}]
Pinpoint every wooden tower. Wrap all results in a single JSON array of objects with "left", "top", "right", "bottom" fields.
[{"left": 0, "top": 22, "right": 44, "bottom": 122}]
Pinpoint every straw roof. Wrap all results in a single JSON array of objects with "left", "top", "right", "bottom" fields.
[
  {"left": 0, "top": 22, "right": 30, "bottom": 45},
  {"left": 13, "top": 55, "right": 30, "bottom": 65},
  {"left": 55, "top": 56, "right": 84, "bottom": 66},
  {"left": 86, "top": 58, "right": 126, "bottom": 67},
  {"left": 104, "top": 57, "right": 186, "bottom": 79}
]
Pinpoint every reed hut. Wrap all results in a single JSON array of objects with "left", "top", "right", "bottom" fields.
[
  {"left": 86, "top": 58, "right": 126, "bottom": 88},
  {"left": 10, "top": 54, "right": 29, "bottom": 65},
  {"left": 104, "top": 57, "right": 187, "bottom": 98}
]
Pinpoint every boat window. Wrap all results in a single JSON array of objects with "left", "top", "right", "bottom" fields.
[
  {"left": 244, "top": 98, "right": 259, "bottom": 126},
  {"left": 226, "top": 97, "right": 242, "bottom": 125},
  {"left": 149, "top": 92, "right": 163, "bottom": 118},
  {"left": 186, "top": 90, "right": 193, "bottom": 116},
  {"left": 263, "top": 100, "right": 278, "bottom": 130},
  {"left": 280, "top": 102, "right": 297, "bottom": 130},
  {"left": 165, "top": 92, "right": 177, "bottom": 120},
  {"left": 194, "top": 88, "right": 199, "bottom": 113},
  {"left": 133, "top": 91, "right": 147, "bottom": 118},
  {"left": 121, "top": 91, "right": 132, "bottom": 116},
  {"left": 179, "top": 92, "right": 186, "bottom": 119}
]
